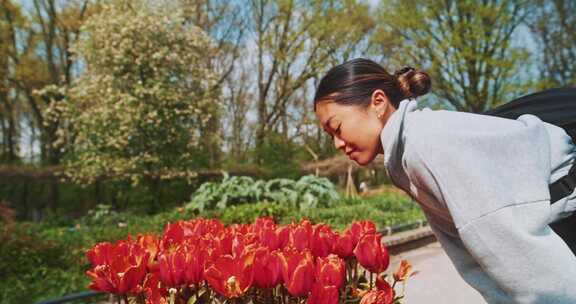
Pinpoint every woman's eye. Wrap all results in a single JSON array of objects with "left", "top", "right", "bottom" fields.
[{"left": 336, "top": 125, "right": 341, "bottom": 134}]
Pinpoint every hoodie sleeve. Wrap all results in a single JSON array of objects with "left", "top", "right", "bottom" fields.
[{"left": 405, "top": 114, "right": 576, "bottom": 303}]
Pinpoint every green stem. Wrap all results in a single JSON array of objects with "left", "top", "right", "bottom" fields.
[
  {"left": 369, "top": 272, "right": 374, "bottom": 289},
  {"left": 354, "top": 260, "right": 358, "bottom": 283}
]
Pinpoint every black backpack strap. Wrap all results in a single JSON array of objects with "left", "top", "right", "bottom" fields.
[
  {"left": 550, "top": 163, "right": 576, "bottom": 204},
  {"left": 550, "top": 131, "right": 576, "bottom": 204}
]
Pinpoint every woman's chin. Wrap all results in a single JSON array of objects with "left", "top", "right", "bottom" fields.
[{"left": 350, "top": 152, "right": 376, "bottom": 166}]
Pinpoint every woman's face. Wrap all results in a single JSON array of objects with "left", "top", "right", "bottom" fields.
[{"left": 314, "top": 90, "right": 395, "bottom": 166}]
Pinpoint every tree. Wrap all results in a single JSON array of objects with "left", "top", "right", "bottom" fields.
[
  {"left": 528, "top": 0, "right": 576, "bottom": 88},
  {"left": 375, "top": 0, "right": 532, "bottom": 113},
  {"left": 59, "top": 1, "right": 219, "bottom": 209},
  {"left": 250, "top": 0, "right": 374, "bottom": 164},
  {"left": 223, "top": 65, "right": 253, "bottom": 163},
  {"left": 12, "top": 0, "right": 93, "bottom": 165},
  {"left": 0, "top": 0, "right": 25, "bottom": 164},
  {"left": 179, "top": 0, "right": 248, "bottom": 168}
]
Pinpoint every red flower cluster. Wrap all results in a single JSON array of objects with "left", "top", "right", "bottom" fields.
[{"left": 85, "top": 217, "right": 415, "bottom": 304}]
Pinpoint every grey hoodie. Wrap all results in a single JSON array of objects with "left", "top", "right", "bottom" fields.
[{"left": 380, "top": 99, "right": 576, "bottom": 303}]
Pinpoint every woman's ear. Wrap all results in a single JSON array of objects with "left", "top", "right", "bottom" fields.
[{"left": 370, "top": 89, "right": 391, "bottom": 115}]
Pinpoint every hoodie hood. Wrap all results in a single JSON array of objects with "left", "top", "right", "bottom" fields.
[{"left": 379, "top": 98, "right": 419, "bottom": 190}]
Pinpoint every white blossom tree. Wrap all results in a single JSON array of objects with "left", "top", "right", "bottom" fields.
[{"left": 59, "top": 1, "right": 219, "bottom": 208}]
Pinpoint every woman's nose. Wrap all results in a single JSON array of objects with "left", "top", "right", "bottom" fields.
[{"left": 333, "top": 136, "right": 346, "bottom": 150}]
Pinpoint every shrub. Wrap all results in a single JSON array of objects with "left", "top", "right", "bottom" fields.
[
  {"left": 215, "top": 202, "right": 293, "bottom": 225},
  {"left": 185, "top": 173, "right": 340, "bottom": 211},
  {"left": 0, "top": 225, "right": 86, "bottom": 303}
]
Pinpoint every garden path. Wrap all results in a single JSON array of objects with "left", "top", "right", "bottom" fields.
[{"left": 390, "top": 242, "right": 486, "bottom": 304}]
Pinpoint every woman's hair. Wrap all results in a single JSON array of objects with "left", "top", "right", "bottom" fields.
[{"left": 313, "top": 58, "right": 431, "bottom": 110}]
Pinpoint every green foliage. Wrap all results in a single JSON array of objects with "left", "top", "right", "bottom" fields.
[
  {"left": 214, "top": 202, "right": 293, "bottom": 225},
  {"left": 185, "top": 174, "right": 340, "bottom": 212},
  {"left": 257, "top": 131, "right": 306, "bottom": 179},
  {"left": 59, "top": 0, "right": 219, "bottom": 187},
  {"left": 0, "top": 225, "right": 86, "bottom": 304},
  {"left": 285, "top": 193, "right": 422, "bottom": 231},
  {"left": 76, "top": 204, "right": 130, "bottom": 228},
  {"left": 374, "top": 0, "right": 531, "bottom": 112},
  {"left": 527, "top": 0, "right": 576, "bottom": 88}
]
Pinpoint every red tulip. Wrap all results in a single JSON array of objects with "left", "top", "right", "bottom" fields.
[
  {"left": 393, "top": 259, "right": 418, "bottom": 282},
  {"left": 162, "top": 219, "right": 225, "bottom": 247},
  {"left": 162, "top": 221, "right": 185, "bottom": 246},
  {"left": 253, "top": 217, "right": 281, "bottom": 250},
  {"left": 142, "top": 273, "right": 168, "bottom": 304},
  {"left": 196, "top": 236, "right": 225, "bottom": 266},
  {"left": 279, "top": 248, "right": 316, "bottom": 297},
  {"left": 360, "top": 290, "right": 394, "bottom": 304},
  {"left": 334, "top": 232, "right": 354, "bottom": 259},
  {"left": 276, "top": 225, "right": 291, "bottom": 249},
  {"left": 157, "top": 243, "right": 204, "bottom": 287},
  {"left": 346, "top": 220, "right": 376, "bottom": 247},
  {"left": 375, "top": 276, "right": 394, "bottom": 294},
  {"left": 228, "top": 223, "right": 252, "bottom": 235},
  {"left": 360, "top": 277, "right": 394, "bottom": 304},
  {"left": 315, "top": 254, "right": 345, "bottom": 289},
  {"left": 307, "top": 283, "right": 339, "bottom": 304},
  {"left": 215, "top": 233, "right": 234, "bottom": 256},
  {"left": 289, "top": 220, "right": 313, "bottom": 251},
  {"left": 86, "top": 242, "right": 115, "bottom": 266},
  {"left": 353, "top": 234, "right": 389, "bottom": 274},
  {"left": 259, "top": 226, "right": 281, "bottom": 250},
  {"left": 204, "top": 252, "right": 255, "bottom": 298},
  {"left": 310, "top": 224, "right": 336, "bottom": 257},
  {"left": 231, "top": 233, "right": 259, "bottom": 258},
  {"left": 137, "top": 234, "right": 159, "bottom": 269},
  {"left": 252, "top": 217, "right": 277, "bottom": 234},
  {"left": 252, "top": 247, "right": 283, "bottom": 289},
  {"left": 187, "top": 218, "right": 225, "bottom": 236},
  {"left": 86, "top": 241, "right": 148, "bottom": 294}
]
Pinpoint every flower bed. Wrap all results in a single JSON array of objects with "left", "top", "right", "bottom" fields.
[{"left": 86, "top": 217, "right": 416, "bottom": 304}]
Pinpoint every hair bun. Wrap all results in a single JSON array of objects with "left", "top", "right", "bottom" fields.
[{"left": 395, "top": 67, "right": 431, "bottom": 99}]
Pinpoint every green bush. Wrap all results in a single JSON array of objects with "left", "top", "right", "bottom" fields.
[
  {"left": 214, "top": 202, "right": 294, "bottom": 225},
  {"left": 185, "top": 173, "right": 340, "bottom": 212},
  {"left": 283, "top": 193, "right": 423, "bottom": 231},
  {"left": 0, "top": 225, "right": 87, "bottom": 304}
]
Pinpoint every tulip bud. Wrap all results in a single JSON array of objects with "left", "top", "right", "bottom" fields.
[
  {"left": 334, "top": 233, "right": 354, "bottom": 259},
  {"left": 353, "top": 234, "right": 389, "bottom": 274},
  {"left": 315, "top": 254, "right": 345, "bottom": 289},
  {"left": 253, "top": 247, "right": 283, "bottom": 289},
  {"left": 279, "top": 248, "right": 315, "bottom": 297},
  {"left": 310, "top": 224, "right": 336, "bottom": 257}
]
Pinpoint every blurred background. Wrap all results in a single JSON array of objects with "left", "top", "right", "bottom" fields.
[{"left": 0, "top": 0, "right": 574, "bottom": 302}]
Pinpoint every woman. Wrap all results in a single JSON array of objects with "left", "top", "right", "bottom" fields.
[{"left": 314, "top": 58, "right": 576, "bottom": 303}]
